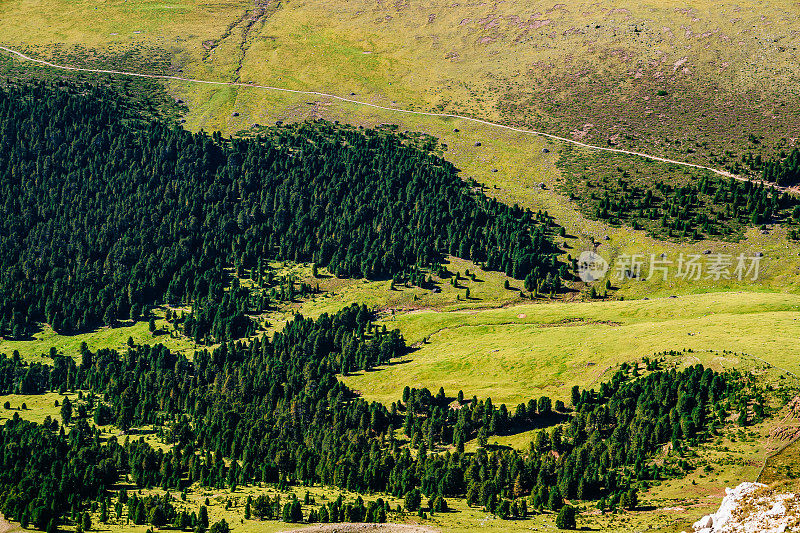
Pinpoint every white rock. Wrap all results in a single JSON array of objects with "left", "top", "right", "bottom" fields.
[
  {"left": 693, "top": 515, "right": 713, "bottom": 530},
  {"left": 692, "top": 482, "right": 767, "bottom": 532},
  {"left": 767, "top": 501, "right": 786, "bottom": 517}
]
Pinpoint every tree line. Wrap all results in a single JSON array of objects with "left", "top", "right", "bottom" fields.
[
  {"left": 0, "top": 82, "right": 563, "bottom": 339},
  {"left": 587, "top": 174, "right": 796, "bottom": 239},
  {"left": 559, "top": 147, "right": 800, "bottom": 241},
  {"left": 0, "top": 304, "right": 759, "bottom": 529},
  {"left": 761, "top": 147, "right": 800, "bottom": 186}
]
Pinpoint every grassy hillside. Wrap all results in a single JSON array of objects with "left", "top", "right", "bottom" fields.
[
  {"left": 0, "top": 311, "right": 196, "bottom": 362},
  {"left": 343, "top": 292, "right": 800, "bottom": 406},
  {"left": 231, "top": 0, "right": 800, "bottom": 171},
  {"left": 0, "top": 0, "right": 243, "bottom": 73},
  {"left": 4, "top": 0, "right": 799, "bottom": 170}
]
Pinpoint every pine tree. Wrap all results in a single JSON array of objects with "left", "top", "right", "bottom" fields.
[
  {"left": 198, "top": 506, "right": 209, "bottom": 529},
  {"left": 548, "top": 487, "right": 562, "bottom": 511},
  {"left": 404, "top": 490, "right": 421, "bottom": 512},
  {"left": 61, "top": 397, "right": 72, "bottom": 425},
  {"left": 555, "top": 505, "right": 576, "bottom": 529}
]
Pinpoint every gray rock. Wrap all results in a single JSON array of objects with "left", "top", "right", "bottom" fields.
[{"left": 693, "top": 514, "right": 713, "bottom": 530}]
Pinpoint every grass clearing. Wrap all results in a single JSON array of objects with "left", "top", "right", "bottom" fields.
[
  {"left": 294, "top": 256, "right": 527, "bottom": 318},
  {"left": 0, "top": 390, "right": 174, "bottom": 454},
  {"left": 79, "top": 480, "right": 736, "bottom": 533},
  {"left": 83, "top": 483, "right": 409, "bottom": 533},
  {"left": 343, "top": 292, "right": 800, "bottom": 406},
  {"left": 0, "top": 391, "right": 65, "bottom": 426},
  {"left": 0, "top": 310, "right": 196, "bottom": 361}
]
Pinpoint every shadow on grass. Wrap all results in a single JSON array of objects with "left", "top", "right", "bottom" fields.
[
  {"left": 1, "top": 322, "right": 44, "bottom": 341},
  {"left": 483, "top": 443, "right": 514, "bottom": 452},
  {"left": 347, "top": 358, "right": 414, "bottom": 376},
  {"left": 493, "top": 411, "right": 571, "bottom": 438}
]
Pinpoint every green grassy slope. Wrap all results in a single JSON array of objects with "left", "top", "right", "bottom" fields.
[
  {"left": 0, "top": 311, "right": 196, "bottom": 362},
  {"left": 214, "top": 0, "right": 800, "bottom": 171},
  {"left": 5, "top": 0, "right": 799, "bottom": 168},
  {"left": 343, "top": 292, "right": 800, "bottom": 406},
  {"left": 0, "top": 0, "right": 243, "bottom": 72}
]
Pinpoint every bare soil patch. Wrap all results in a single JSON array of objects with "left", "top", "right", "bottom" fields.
[
  {"left": 0, "top": 514, "right": 21, "bottom": 533},
  {"left": 277, "top": 524, "right": 439, "bottom": 533}
]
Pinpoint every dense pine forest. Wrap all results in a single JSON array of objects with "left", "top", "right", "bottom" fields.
[
  {"left": 0, "top": 83, "right": 563, "bottom": 339},
  {"left": 558, "top": 147, "right": 800, "bottom": 241},
  {"left": 0, "top": 301, "right": 763, "bottom": 529},
  {"left": 761, "top": 148, "right": 800, "bottom": 187}
]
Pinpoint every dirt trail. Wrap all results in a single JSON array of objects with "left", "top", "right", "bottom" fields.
[
  {"left": 0, "top": 45, "right": 786, "bottom": 191},
  {"left": 277, "top": 524, "right": 438, "bottom": 533}
]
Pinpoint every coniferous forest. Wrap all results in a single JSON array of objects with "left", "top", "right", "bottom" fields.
[
  {"left": 0, "top": 80, "right": 784, "bottom": 532},
  {"left": 0, "top": 303, "right": 761, "bottom": 529},
  {"left": 762, "top": 147, "right": 800, "bottom": 187},
  {"left": 0, "top": 83, "right": 562, "bottom": 338},
  {"left": 557, "top": 146, "right": 800, "bottom": 241}
]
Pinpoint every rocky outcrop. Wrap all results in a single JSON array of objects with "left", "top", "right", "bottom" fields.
[{"left": 688, "top": 482, "right": 800, "bottom": 532}]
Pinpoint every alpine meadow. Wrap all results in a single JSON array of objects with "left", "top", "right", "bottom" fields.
[{"left": 1, "top": 1, "right": 800, "bottom": 533}]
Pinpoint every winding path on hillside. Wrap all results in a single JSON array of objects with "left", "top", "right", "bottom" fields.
[{"left": 0, "top": 45, "right": 784, "bottom": 190}]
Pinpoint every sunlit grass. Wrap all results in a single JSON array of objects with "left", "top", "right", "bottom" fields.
[{"left": 344, "top": 292, "right": 800, "bottom": 406}]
